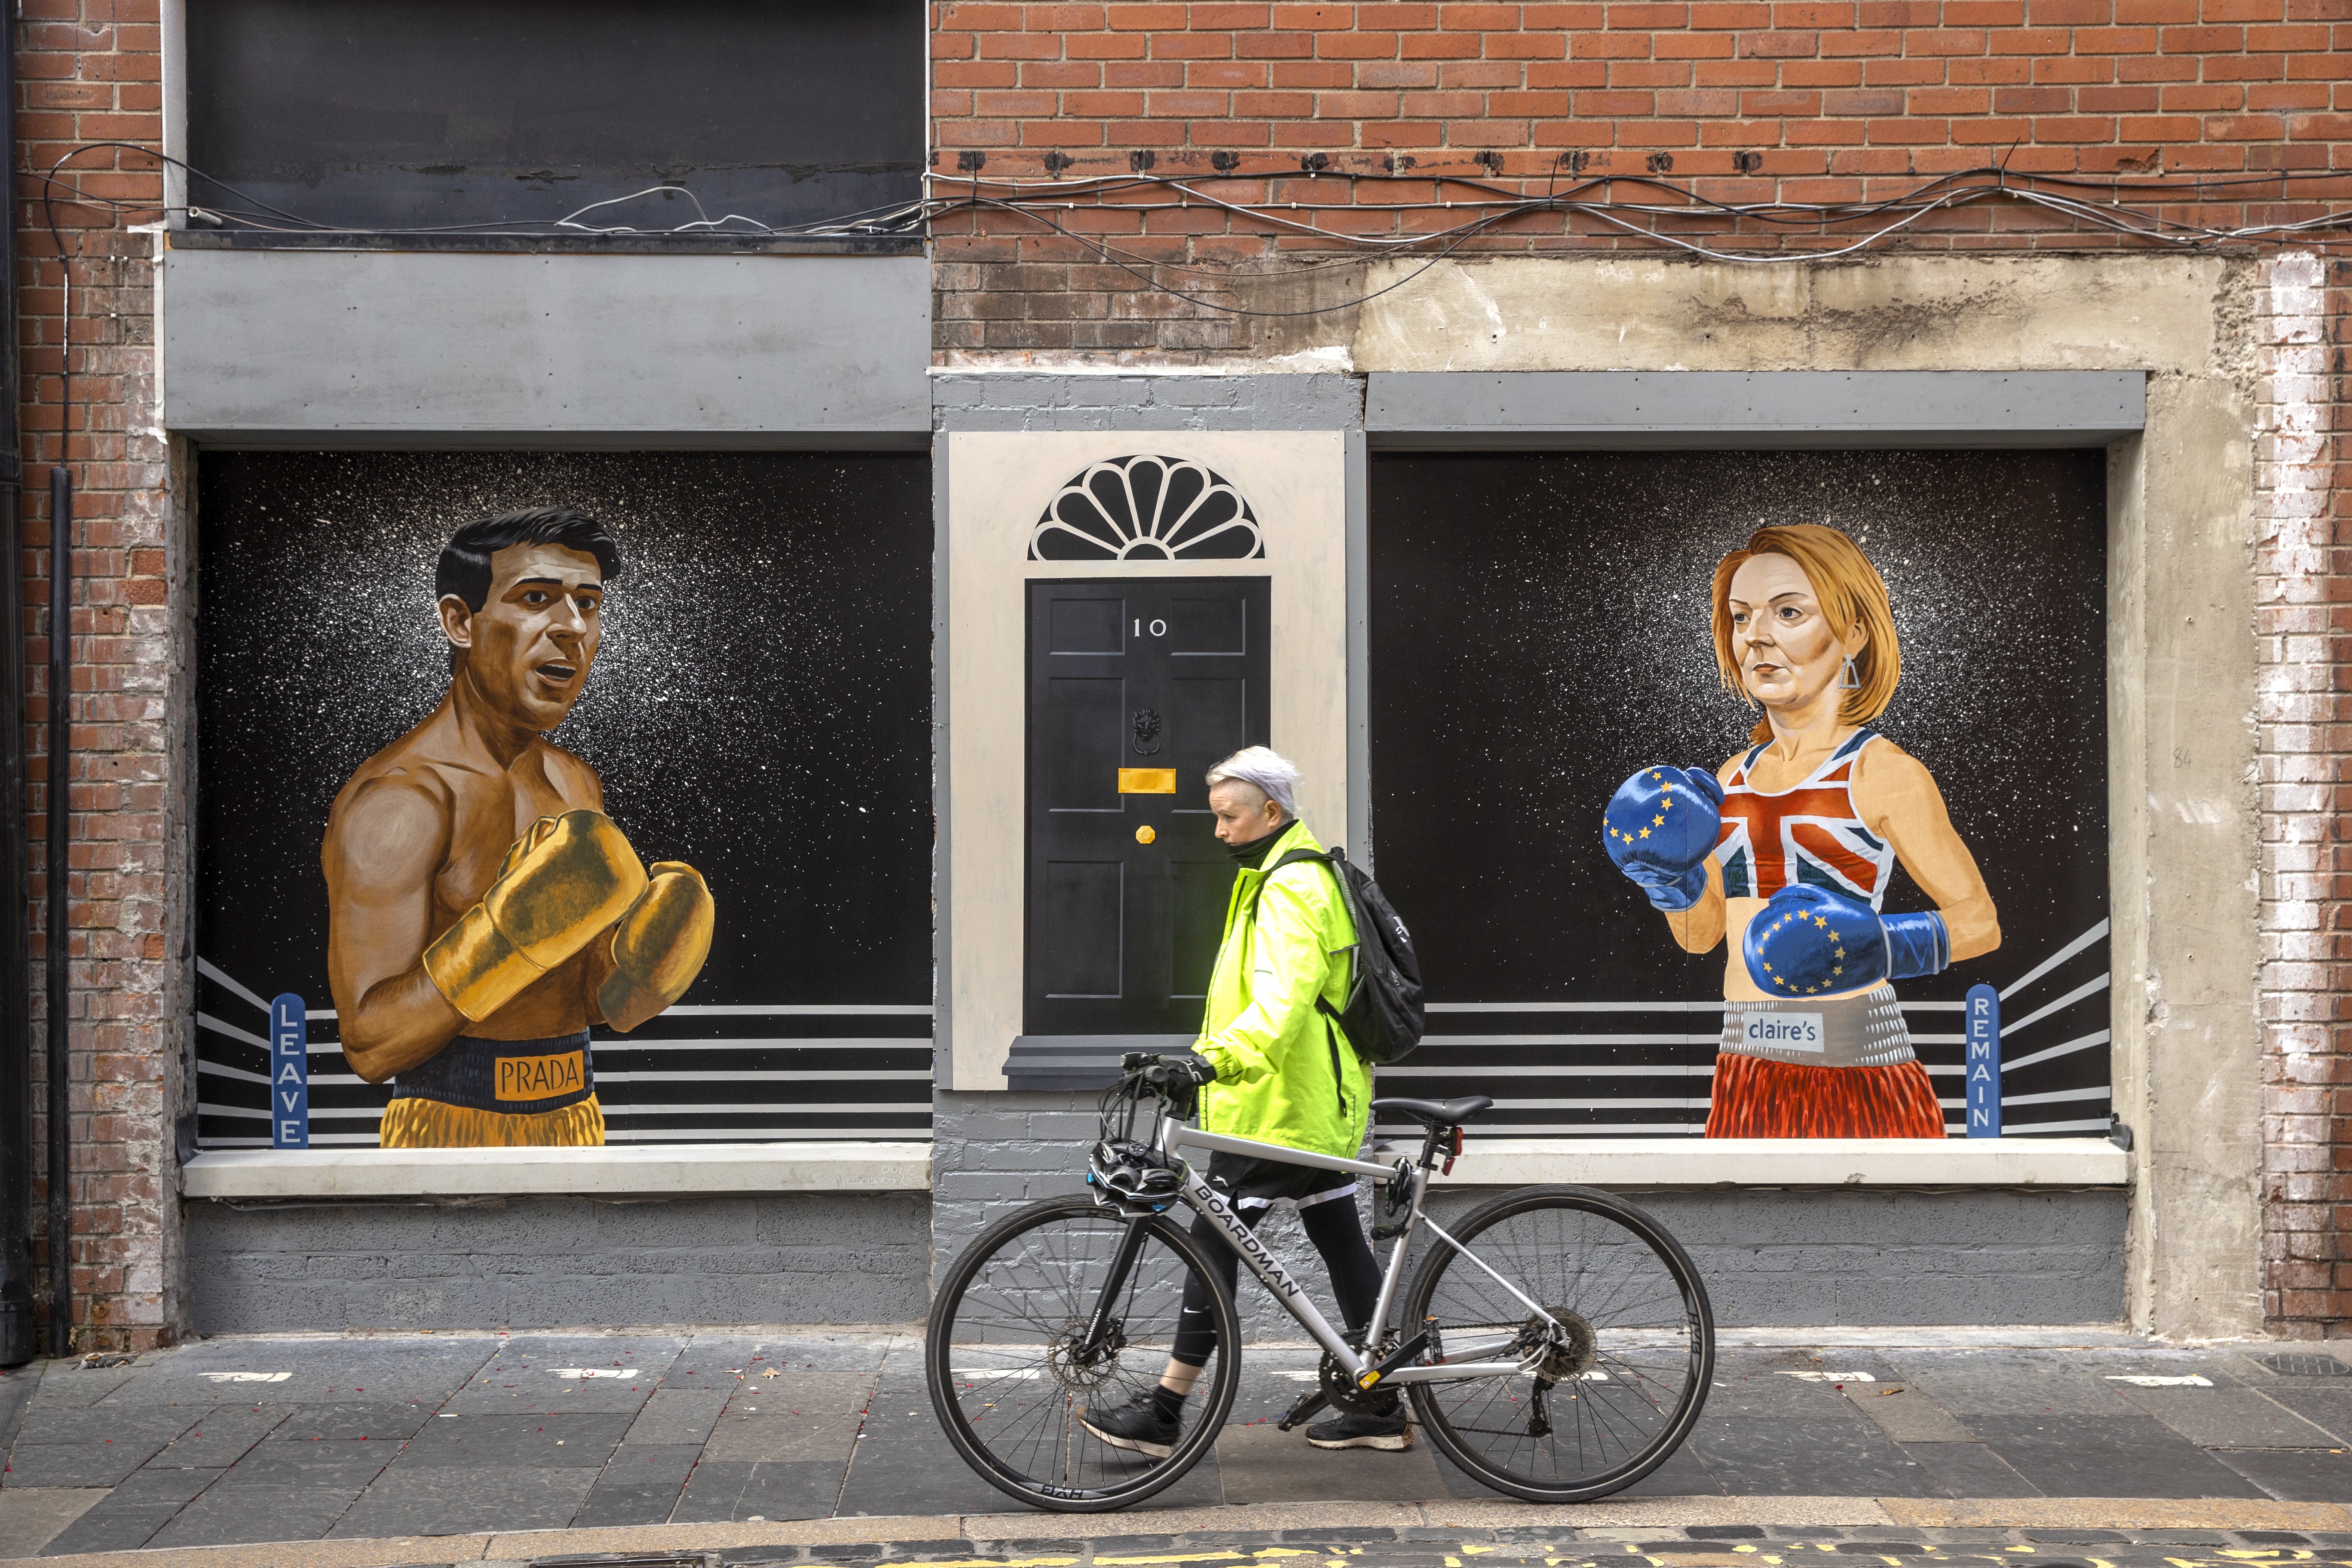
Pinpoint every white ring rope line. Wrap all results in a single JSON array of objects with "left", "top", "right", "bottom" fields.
[{"left": 2002, "top": 919, "right": 2112, "bottom": 1001}]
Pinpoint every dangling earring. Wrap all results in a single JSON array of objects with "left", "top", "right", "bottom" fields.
[{"left": 1838, "top": 656, "right": 1860, "bottom": 691}]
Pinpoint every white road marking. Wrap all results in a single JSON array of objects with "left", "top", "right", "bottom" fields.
[{"left": 197, "top": 1371, "right": 290, "bottom": 1383}]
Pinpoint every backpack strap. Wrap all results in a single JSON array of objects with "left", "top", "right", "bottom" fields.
[{"left": 1245, "top": 847, "right": 1363, "bottom": 1008}]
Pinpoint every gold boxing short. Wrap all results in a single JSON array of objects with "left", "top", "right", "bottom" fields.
[{"left": 379, "top": 1029, "right": 605, "bottom": 1148}]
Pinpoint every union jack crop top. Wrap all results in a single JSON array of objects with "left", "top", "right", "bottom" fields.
[{"left": 1713, "top": 728, "right": 1895, "bottom": 910}]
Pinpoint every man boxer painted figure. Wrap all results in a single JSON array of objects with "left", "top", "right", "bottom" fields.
[
  {"left": 322, "top": 506, "right": 715, "bottom": 1148},
  {"left": 1604, "top": 524, "right": 1999, "bottom": 1138}
]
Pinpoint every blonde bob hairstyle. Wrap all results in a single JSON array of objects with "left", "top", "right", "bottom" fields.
[{"left": 1711, "top": 524, "right": 1901, "bottom": 744}]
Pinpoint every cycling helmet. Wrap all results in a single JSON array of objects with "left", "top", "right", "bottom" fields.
[{"left": 1087, "top": 1139, "right": 1182, "bottom": 1208}]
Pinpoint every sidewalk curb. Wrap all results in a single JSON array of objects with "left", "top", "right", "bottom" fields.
[{"left": 2, "top": 1496, "right": 2345, "bottom": 1568}]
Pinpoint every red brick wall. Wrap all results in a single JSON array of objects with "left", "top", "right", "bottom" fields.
[
  {"left": 18, "top": 0, "right": 180, "bottom": 1352},
  {"left": 930, "top": 1, "right": 2352, "bottom": 357},
  {"left": 2257, "top": 251, "right": 2352, "bottom": 1338}
]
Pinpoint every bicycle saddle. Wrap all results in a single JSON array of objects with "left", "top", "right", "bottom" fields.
[{"left": 1370, "top": 1095, "right": 1493, "bottom": 1125}]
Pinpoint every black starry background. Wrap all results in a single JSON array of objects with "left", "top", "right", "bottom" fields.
[
  {"left": 1369, "top": 450, "right": 2111, "bottom": 1129},
  {"left": 195, "top": 450, "right": 934, "bottom": 1012}
]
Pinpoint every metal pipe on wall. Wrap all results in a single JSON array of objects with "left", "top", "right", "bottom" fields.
[
  {"left": 0, "top": 11, "right": 33, "bottom": 1369},
  {"left": 45, "top": 462, "right": 67, "bottom": 1358}
]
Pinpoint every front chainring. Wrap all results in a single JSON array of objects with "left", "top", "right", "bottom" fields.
[{"left": 1319, "top": 1344, "right": 1391, "bottom": 1414}]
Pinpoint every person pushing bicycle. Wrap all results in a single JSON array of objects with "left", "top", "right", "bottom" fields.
[{"left": 1079, "top": 746, "right": 1410, "bottom": 1457}]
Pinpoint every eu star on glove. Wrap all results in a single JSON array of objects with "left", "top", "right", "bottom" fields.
[
  {"left": 1741, "top": 883, "right": 1951, "bottom": 997},
  {"left": 1603, "top": 765, "right": 1725, "bottom": 911}
]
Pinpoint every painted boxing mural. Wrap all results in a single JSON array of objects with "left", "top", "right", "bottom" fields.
[
  {"left": 321, "top": 508, "right": 714, "bottom": 1148},
  {"left": 1603, "top": 524, "right": 1997, "bottom": 1138},
  {"left": 195, "top": 451, "right": 935, "bottom": 1153},
  {"left": 1368, "top": 450, "right": 2110, "bottom": 1141}
]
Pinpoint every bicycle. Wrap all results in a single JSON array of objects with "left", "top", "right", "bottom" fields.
[{"left": 926, "top": 1055, "right": 1716, "bottom": 1512}]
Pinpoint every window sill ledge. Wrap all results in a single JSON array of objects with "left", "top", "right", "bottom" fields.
[
  {"left": 1415, "top": 1137, "right": 2129, "bottom": 1188},
  {"left": 181, "top": 1142, "right": 933, "bottom": 1200}
]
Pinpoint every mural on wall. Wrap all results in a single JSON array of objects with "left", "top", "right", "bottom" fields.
[
  {"left": 1369, "top": 450, "right": 2109, "bottom": 1140},
  {"left": 196, "top": 452, "right": 935, "bottom": 1151},
  {"left": 1602, "top": 524, "right": 1996, "bottom": 1138},
  {"left": 319, "top": 507, "right": 716, "bottom": 1148}
]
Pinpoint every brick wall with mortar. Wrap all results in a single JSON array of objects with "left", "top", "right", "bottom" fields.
[
  {"left": 2254, "top": 249, "right": 2351, "bottom": 1339},
  {"left": 16, "top": 0, "right": 184, "bottom": 1353},
  {"left": 929, "top": 1, "right": 2352, "bottom": 361}
]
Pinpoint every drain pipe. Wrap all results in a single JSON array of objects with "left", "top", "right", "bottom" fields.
[
  {"left": 0, "top": 10, "right": 32, "bottom": 1369},
  {"left": 44, "top": 461, "right": 65, "bottom": 1359}
]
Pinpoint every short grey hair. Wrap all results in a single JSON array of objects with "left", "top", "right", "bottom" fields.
[{"left": 1205, "top": 745, "right": 1301, "bottom": 819}]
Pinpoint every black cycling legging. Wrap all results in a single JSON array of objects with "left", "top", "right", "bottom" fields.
[{"left": 1169, "top": 1194, "right": 1384, "bottom": 1368}]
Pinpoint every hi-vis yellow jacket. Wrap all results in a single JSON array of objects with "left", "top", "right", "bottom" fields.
[{"left": 1194, "top": 818, "right": 1370, "bottom": 1160}]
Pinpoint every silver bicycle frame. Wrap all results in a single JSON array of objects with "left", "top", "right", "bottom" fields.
[{"left": 1148, "top": 1115, "right": 1564, "bottom": 1387}]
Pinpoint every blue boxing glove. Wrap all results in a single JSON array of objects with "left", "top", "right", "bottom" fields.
[
  {"left": 1603, "top": 765, "right": 1725, "bottom": 912},
  {"left": 1742, "top": 884, "right": 1951, "bottom": 997}
]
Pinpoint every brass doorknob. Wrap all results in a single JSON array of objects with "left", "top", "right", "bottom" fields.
[{"left": 1136, "top": 825, "right": 1157, "bottom": 845}]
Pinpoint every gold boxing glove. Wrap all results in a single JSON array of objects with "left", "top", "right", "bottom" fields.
[
  {"left": 598, "top": 862, "right": 715, "bottom": 1033},
  {"left": 423, "top": 810, "right": 649, "bottom": 1023}
]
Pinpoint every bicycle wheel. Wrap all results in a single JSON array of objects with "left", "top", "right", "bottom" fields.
[
  {"left": 1401, "top": 1184, "right": 1714, "bottom": 1503},
  {"left": 926, "top": 1195, "right": 1242, "bottom": 1511}
]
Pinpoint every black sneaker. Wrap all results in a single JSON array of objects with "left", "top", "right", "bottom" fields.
[
  {"left": 1305, "top": 1404, "right": 1412, "bottom": 1450},
  {"left": 1079, "top": 1390, "right": 1180, "bottom": 1458}
]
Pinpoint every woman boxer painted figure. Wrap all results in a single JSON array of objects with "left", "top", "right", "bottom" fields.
[{"left": 1604, "top": 524, "right": 2000, "bottom": 1138}]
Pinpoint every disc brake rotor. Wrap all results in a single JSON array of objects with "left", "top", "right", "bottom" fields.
[{"left": 1045, "top": 1319, "right": 1124, "bottom": 1393}]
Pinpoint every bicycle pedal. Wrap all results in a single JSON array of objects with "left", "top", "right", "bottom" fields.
[
  {"left": 1370, "top": 1219, "right": 1408, "bottom": 1241},
  {"left": 1275, "top": 1387, "right": 1331, "bottom": 1432}
]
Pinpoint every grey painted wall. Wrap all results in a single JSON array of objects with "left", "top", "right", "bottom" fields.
[
  {"left": 186, "top": 1193, "right": 930, "bottom": 1333},
  {"left": 931, "top": 371, "right": 1362, "bottom": 432},
  {"left": 931, "top": 1093, "right": 2124, "bottom": 1330},
  {"left": 160, "top": 248, "right": 931, "bottom": 443}
]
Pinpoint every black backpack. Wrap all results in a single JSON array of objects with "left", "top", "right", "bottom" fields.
[{"left": 1253, "top": 845, "right": 1427, "bottom": 1064}]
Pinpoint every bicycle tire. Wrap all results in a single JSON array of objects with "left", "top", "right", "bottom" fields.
[
  {"left": 926, "top": 1194, "right": 1243, "bottom": 1512},
  {"left": 1401, "top": 1183, "right": 1715, "bottom": 1503}
]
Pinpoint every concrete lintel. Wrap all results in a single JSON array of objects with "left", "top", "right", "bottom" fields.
[
  {"left": 930, "top": 370, "right": 1363, "bottom": 432},
  {"left": 181, "top": 1141, "right": 932, "bottom": 1199},
  {"left": 1366, "top": 371, "right": 2145, "bottom": 447},
  {"left": 1425, "top": 1136, "right": 2130, "bottom": 1188},
  {"left": 160, "top": 246, "right": 932, "bottom": 438}
]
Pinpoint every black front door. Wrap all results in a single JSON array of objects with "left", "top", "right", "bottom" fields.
[{"left": 1024, "top": 577, "right": 1271, "bottom": 1040}]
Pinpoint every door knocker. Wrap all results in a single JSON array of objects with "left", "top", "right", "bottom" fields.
[{"left": 1131, "top": 707, "right": 1163, "bottom": 756}]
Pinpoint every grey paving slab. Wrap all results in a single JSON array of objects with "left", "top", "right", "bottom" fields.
[
  {"left": 143, "top": 1485, "right": 362, "bottom": 1547},
  {"left": 1845, "top": 1384, "right": 1975, "bottom": 1444},
  {"left": 673, "top": 1458, "right": 855, "bottom": 1523},
  {"left": 2111, "top": 1384, "right": 2342, "bottom": 1449},
  {"left": 1966, "top": 1413, "right": 2270, "bottom": 1499},
  {"left": 94, "top": 1338, "right": 493, "bottom": 1408},
  {"left": 1704, "top": 1355, "right": 1887, "bottom": 1419},
  {"left": 1212, "top": 1421, "right": 1441, "bottom": 1505},
  {"left": 1899, "top": 1441, "right": 2042, "bottom": 1499},
  {"left": 0, "top": 1364, "right": 36, "bottom": 1452},
  {"left": 328, "top": 1465, "right": 602, "bottom": 1538},
  {"left": 2266, "top": 1387, "right": 2352, "bottom": 1443},
  {"left": 438, "top": 1335, "right": 686, "bottom": 1415},
  {"left": 2208, "top": 1446, "right": 2352, "bottom": 1503},
  {"left": 26, "top": 1360, "right": 141, "bottom": 1409},
  {"left": 1689, "top": 1415, "right": 1939, "bottom": 1498},
  {"left": 145, "top": 1403, "right": 293, "bottom": 1467},
  {"left": 704, "top": 1372, "right": 876, "bottom": 1464},
  {"left": 208, "top": 1439, "right": 392, "bottom": 1491},
  {"left": 2, "top": 1442, "right": 165, "bottom": 1488},
  {"left": 15, "top": 1406, "right": 202, "bottom": 1446},
  {"left": 1882, "top": 1355, "right": 2142, "bottom": 1417},
  {"left": 572, "top": 1442, "right": 701, "bottom": 1527},
  {"left": 33, "top": 1464, "right": 220, "bottom": 1554},
  {"left": 710, "top": 1334, "right": 901, "bottom": 1372},
  {"left": 0, "top": 1488, "right": 102, "bottom": 1555},
  {"left": 389, "top": 1410, "right": 634, "bottom": 1467},
  {"left": 258, "top": 1400, "right": 437, "bottom": 1444},
  {"left": 622, "top": 1387, "right": 732, "bottom": 1446}
]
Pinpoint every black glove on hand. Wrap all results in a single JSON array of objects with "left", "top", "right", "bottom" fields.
[{"left": 1144, "top": 1052, "right": 1219, "bottom": 1089}]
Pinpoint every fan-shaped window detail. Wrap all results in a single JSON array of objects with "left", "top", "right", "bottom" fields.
[{"left": 1029, "top": 455, "right": 1265, "bottom": 561}]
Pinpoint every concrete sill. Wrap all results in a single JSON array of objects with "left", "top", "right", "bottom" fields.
[
  {"left": 181, "top": 1142, "right": 933, "bottom": 1200},
  {"left": 1424, "top": 1137, "right": 2129, "bottom": 1188}
]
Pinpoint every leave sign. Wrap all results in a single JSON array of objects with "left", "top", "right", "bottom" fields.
[{"left": 270, "top": 993, "right": 309, "bottom": 1149}]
